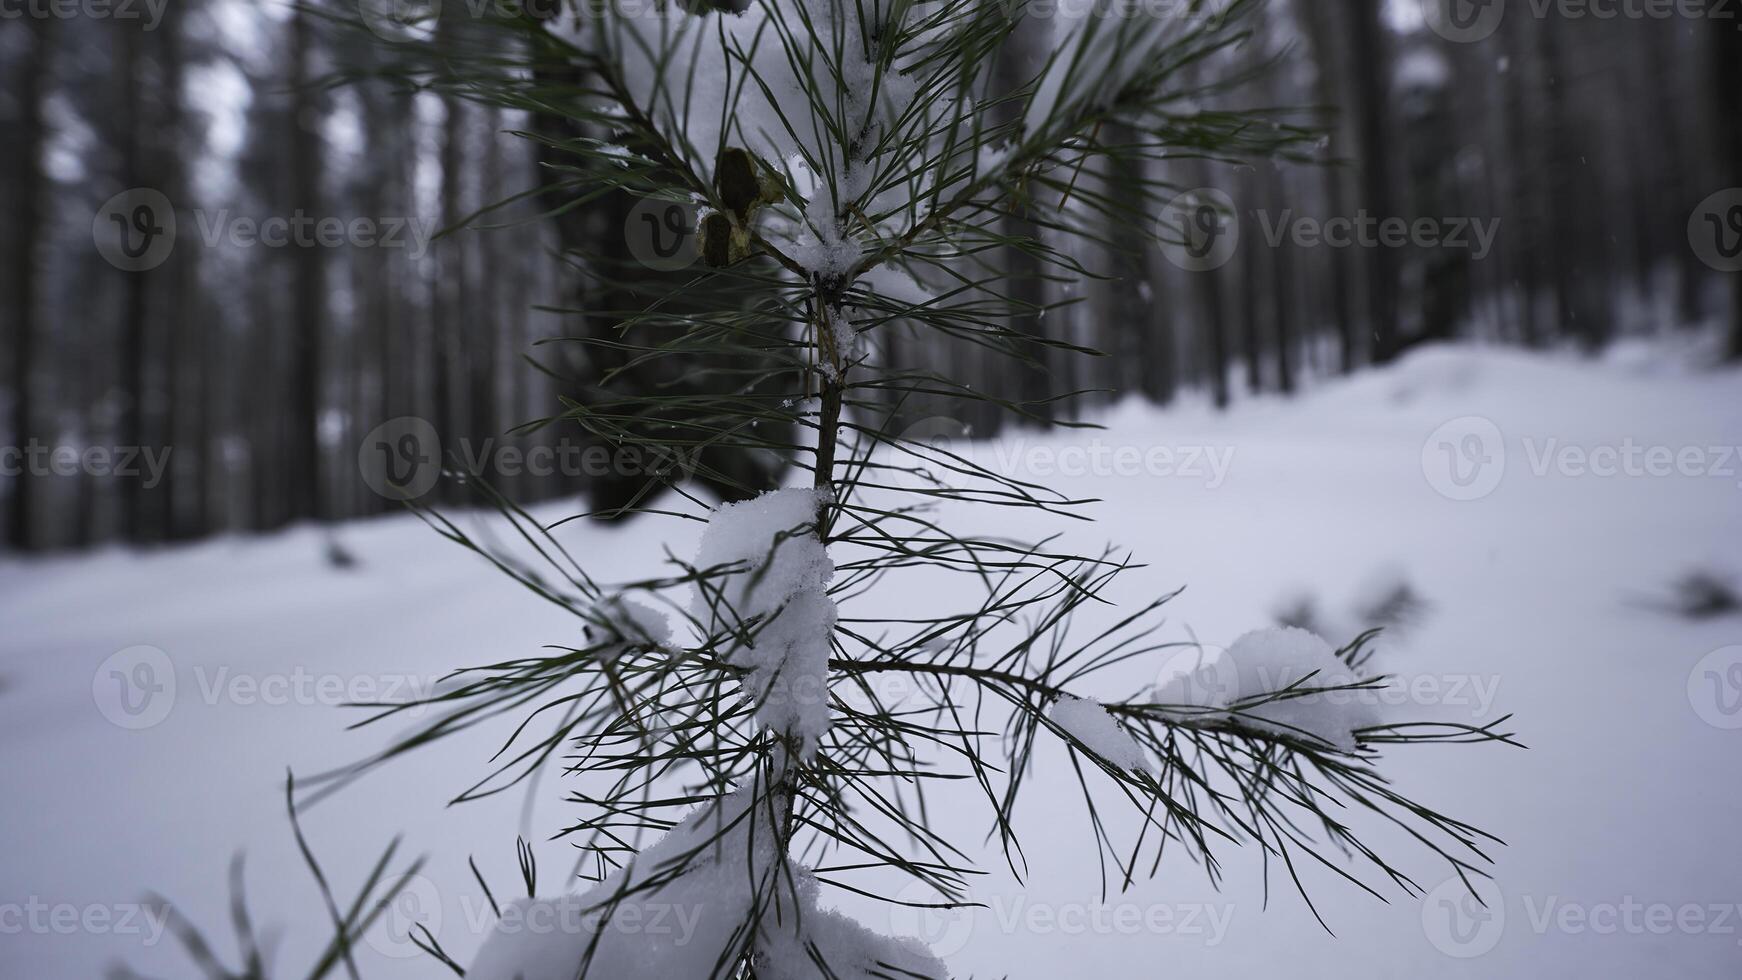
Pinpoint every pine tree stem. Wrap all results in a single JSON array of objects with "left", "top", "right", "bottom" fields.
[
  {"left": 814, "top": 379, "right": 843, "bottom": 495},
  {"left": 775, "top": 349, "right": 845, "bottom": 855}
]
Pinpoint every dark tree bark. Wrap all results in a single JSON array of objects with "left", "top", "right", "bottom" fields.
[
  {"left": 287, "top": 6, "right": 327, "bottom": 521},
  {"left": 436, "top": 84, "right": 467, "bottom": 504},
  {"left": 1535, "top": 21, "right": 1613, "bottom": 350},
  {"left": 1297, "top": 1, "right": 1356, "bottom": 373},
  {"left": 1267, "top": 163, "right": 1297, "bottom": 395},
  {"left": 1182, "top": 158, "right": 1230, "bottom": 409},
  {"left": 994, "top": 12, "right": 1055, "bottom": 422},
  {"left": 1199, "top": 267, "right": 1230, "bottom": 410},
  {"left": 356, "top": 75, "right": 396, "bottom": 517},
  {"left": 1103, "top": 123, "right": 1171, "bottom": 404},
  {"left": 5, "top": 19, "right": 51, "bottom": 551},
  {"left": 1240, "top": 225, "right": 1264, "bottom": 395},
  {"left": 1400, "top": 52, "right": 1469, "bottom": 352},
  {"left": 247, "top": 274, "right": 282, "bottom": 530},
  {"left": 1641, "top": 28, "right": 1702, "bottom": 326},
  {"left": 1498, "top": 13, "right": 1543, "bottom": 347},
  {"left": 116, "top": 24, "right": 155, "bottom": 542},
  {"left": 158, "top": 17, "right": 196, "bottom": 540},
  {"left": 473, "top": 112, "right": 504, "bottom": 452},
  {"left": 1346, "top": 0, "right": 1400, "bottom": 363},
  {"left": 1716, "top": 17, "right": 1742, "bottom": 361}
]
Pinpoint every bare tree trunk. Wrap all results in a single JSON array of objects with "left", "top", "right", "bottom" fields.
[
  {"left": 116, "top": 25, "right": 154, "bottom": 542},
  {"left": 1297, "top": 0, "right": 1357, "bottom": 373},
  {"left": 288, "top": 6, "right": 327, "bottom": 522},
  {"left": 994, "top": 12, "right": 1054, "bottom": 422},
  {"left": 1717, "top": 18, "right": 1742, "bottom": 360},
  {"left": 1240, "top": 214, "right": 1263, "bottom": 395},
  {"left": 248, "top": 279, "right": 281, "bottom": 530},
  {"left": 356, "top": 79, "right": 393, "bottom": 518},
  {"left": 1268, "top": 162, "right": 1297, "bottom": 395},
  {"left": 1499, "top": 14, "right": 1543, "bottom": 347},
  {"left": 196, "top": 286, "right": 218, "bottom": 534},
  {"left": 1401, "top": 57, "right": 1469, "bottom": 352},
  {"left": 1200, "top": 268, "right": 1230, "bottom": 410},
  {"left": 436, "top": 87, "right": 467, "bottom": 504},
  {"left": 1140, "top": 256, "right": 1177, "bottom": 405},
  {"left": 159, "top": 18, "right": 196, "bottom": 540},
  {"left": 1641, "top": 30, "right": 1703, "bottom": 326},
  {"left": 73, "top": 258, "right": 103, "bottom": 546},
  {"left": 473, "top": 112, "right": 503, "bottom": 449},
  {"left": 1103, "top": 123, "right": 1170, "bottom": 403},
  {"left": 5, "top": 19, "right": 51, "bottom": 551},
  {"left": 1346, "top": 0, "right": 1400, "bottom": 363},
  {"left": 1536, "top": 20, "right": 1613, "bottom": 350},
  {"left": 1186, "top": 173, "right": 1230, "bottom": 409}
]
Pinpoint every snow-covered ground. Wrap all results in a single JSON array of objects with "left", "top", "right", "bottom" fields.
[{"left": 4, "top": 342, "right": 1740, "bottom": 978}]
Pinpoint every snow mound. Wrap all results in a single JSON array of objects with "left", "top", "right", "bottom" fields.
[
  {"left": 1047, "top": 694, "right": 1154, "bottom": 774},
  {"left": 693, "top": 488, "right": 832, "bottom": 622},
  {"left": 590, "top": 593, "right": 675, "bottom": 660},
  {"left": 468, "top": 789, "right": 779, "bottom": 980},
  {"left": 692, "top": 488, "right": 836, "bottom": 756},
  {"left": 468, "top": 788, "right": 945, "bottom": 980},
  {"left": 1152, "top": 628, "right": 1379, "bottom": 752},
  {"left": 757, "top": 873, "right": 947, "bottom": 980}
]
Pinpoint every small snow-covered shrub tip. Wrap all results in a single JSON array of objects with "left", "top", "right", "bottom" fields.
[
  {"left": 1152, "top": 627, "right": 1381, "bottom": 752},
  {"left": 692, "top": 488, "right": 837, "bottom": 757}
]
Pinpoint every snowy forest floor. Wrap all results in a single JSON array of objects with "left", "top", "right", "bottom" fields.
[{"left": 4, "top": 339, "right": 1741, "bottom": 978}]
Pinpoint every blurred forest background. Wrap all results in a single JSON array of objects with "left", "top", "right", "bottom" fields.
[{"left": 1, "top": 0, "right": 1738, "bottom": 552}]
